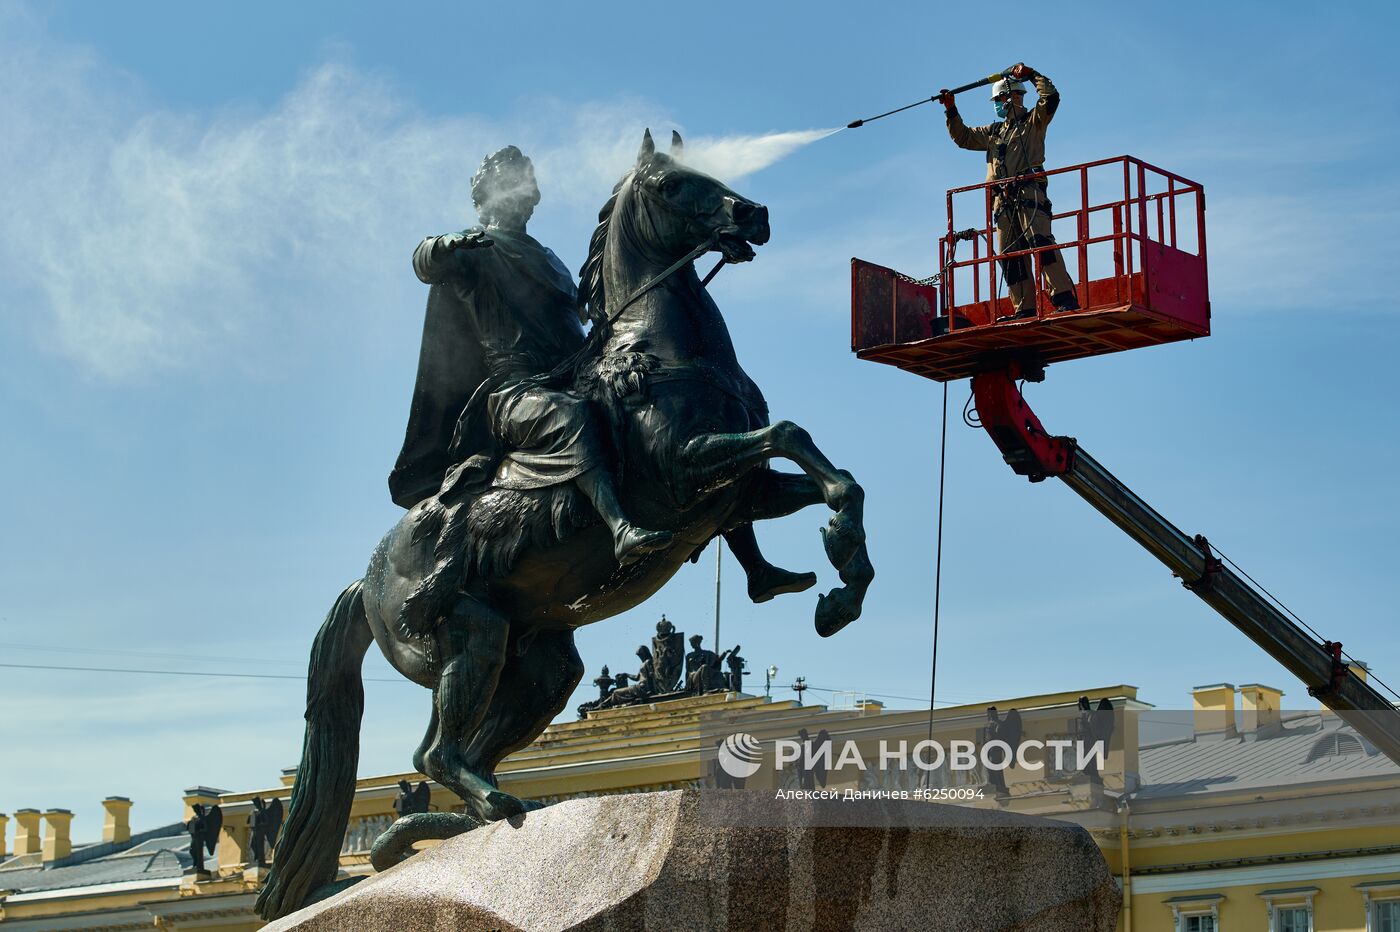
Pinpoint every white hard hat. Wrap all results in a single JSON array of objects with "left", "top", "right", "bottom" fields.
[{"left": 990, "top": 78, "right": 1027, "bottom": 100}]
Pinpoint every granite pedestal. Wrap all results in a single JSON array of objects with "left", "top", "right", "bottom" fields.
[{"left": 264, "top": 789, "right": 1119, "bottom": 931}]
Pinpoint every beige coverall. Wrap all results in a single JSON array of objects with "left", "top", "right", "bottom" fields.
[{"left": 946, "top": 73, "right": 1076, "bottom": 313}]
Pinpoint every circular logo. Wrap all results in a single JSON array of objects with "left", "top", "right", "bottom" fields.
[{"left": 718, "top": 732, "right": 763, "bottom": 779}]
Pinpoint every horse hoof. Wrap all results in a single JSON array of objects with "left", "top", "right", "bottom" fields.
[
  {"left": 820, "top": 515, "right": 864, "bottom": 570},
  {"left": 815, "top": 589, "right": 862, "bottom": 638},
  {"left": 480, "top": 790, "right": 530, "bottom": 822}
]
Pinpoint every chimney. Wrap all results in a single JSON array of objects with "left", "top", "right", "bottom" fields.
[
  {"left": 13, "top": 809, "right": 41, "bottom": 855},
  {"left": 182, "top": 787, "right": 227, "bottom": 821},
  {"left": 1191, "top": 683, "right": 1237, "bottom": 740},
  {"left": 41, "top": 809, "right": 73, "bottom": 863},
  {"left": 0, "top": 813, "right": 8, "bottom": 858},
  {"left": 1239, "top": 684, "right": 1283, "bottom": 737},
  {"left": 102, "top": 797, "right": 132, "bottom": 845}
]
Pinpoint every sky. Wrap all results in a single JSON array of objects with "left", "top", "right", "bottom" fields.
[{"left": 2, "top": 0, "right": 1399, "bottom": 843}]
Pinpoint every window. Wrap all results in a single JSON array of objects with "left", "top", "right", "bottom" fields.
[
  {"left": 1305, "top": 731, "right": 1364, "bottom": 762},
  {"left": 1170, "top": 890, "right": 1226, "bottom": 923},
  {"left": 1168, "top": 894, "right": 1224, "bottom": 931},
  {"left": 1377, "top": 899, "right": 1400, "bottom": 932},
  {"left": 1260, "top": 885, "right": 1318, "bottom": 930}
]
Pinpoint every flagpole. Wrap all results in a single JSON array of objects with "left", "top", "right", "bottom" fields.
[{"left": 713, "top": 537, "right": 722, "bottom": 651}]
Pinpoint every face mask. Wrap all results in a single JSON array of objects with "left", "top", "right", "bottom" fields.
[{"left": 994, "top": 100, "right": 1009, "bottom": 118}]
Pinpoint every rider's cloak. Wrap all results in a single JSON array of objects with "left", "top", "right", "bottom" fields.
[{"left": 388, "top": 226, "right": 583, "bottom": 509}]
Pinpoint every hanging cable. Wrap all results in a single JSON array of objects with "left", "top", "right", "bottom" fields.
[
  {"left": 795, "top": 685, "right": 986, "bottom": 706},
  {"left": 924, "top": 381, "right": 950, "bottom": 787},
  {"left": 961, "top": 385, "right": 980, "bottom": 429},
  {"left": 1212, "top": 548, "right": 1400, "bottom": 705},
  {"left": 0, "top": 661, "right": 411, "bottom": 685},
  {"left": 0, "top": 641, "right": 305, "bottom": 667}
]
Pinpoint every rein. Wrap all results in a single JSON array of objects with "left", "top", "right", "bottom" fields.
[
  {"left": 601, "top": 231, "right": 721, "bottom": 329},
  {"left": 519, "top": 232, "right": 723, "bottom": 402}
]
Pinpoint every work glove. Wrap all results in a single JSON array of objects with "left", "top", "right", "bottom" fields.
[
  {"left": 937, "top": 89, "right": 956, "bottom": 110},
  {"left": 1009, "top": 62, "right": 1035, "bottom": 81}
]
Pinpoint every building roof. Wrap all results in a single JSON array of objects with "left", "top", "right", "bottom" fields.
[
  {"left": 0, "top": 831, "right": 190, "bottom": 895},
  {"left": 1136, "top": 712, "right": 1399, "bottom": 799}
]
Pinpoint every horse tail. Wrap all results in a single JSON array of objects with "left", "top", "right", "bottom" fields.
[{"left": 255, "top": 580, "right": 373, "bottom": 920}]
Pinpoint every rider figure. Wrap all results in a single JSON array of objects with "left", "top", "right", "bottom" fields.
[{"left": 392, "top": 146, "right": 670, "bottom": 566}]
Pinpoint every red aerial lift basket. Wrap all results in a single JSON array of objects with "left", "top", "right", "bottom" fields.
[{"left": 851, "top": 155, "right": 1209, "bottom": 382}]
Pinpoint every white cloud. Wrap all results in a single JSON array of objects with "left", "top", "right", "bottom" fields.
[
  {"left": 0, "top": 22, "right": 665, "bottom": 378},
  {"left": 1, "top": 60, "right": 418, "bottom": 374},
  {"left": 0, "top": 17, "right": 844, "bottom": 381}
]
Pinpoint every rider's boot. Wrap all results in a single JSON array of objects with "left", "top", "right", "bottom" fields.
[
  {"left": 575, "top": 468, "right": 672, "bottom": 565},
  {"left": 746, "top": 563, "right": 820, "bottom": 604},
  {"left": 723, "top": 525, "right": 817, "bottom": 603}
]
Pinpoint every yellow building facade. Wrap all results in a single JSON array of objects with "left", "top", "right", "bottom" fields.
[{"left": 1, "top": 681, "right": 1396, "bottom": 931}]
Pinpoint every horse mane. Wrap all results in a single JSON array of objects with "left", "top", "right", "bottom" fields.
[{"left": 578, "top": 172, "right": 630, "bottom": 325}]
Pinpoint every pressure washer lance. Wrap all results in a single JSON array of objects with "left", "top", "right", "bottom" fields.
[{"left": 846, "top": 66, "right": 1018, "bottom": 129}]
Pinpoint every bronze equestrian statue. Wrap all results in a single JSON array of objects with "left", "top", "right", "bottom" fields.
[{"left": 256, "top": 131, "right": 873, "bottom": 920}]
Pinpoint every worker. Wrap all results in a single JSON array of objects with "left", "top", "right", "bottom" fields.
[{"left": 939, "top": 63, "right": 1079, "bottom": 321}]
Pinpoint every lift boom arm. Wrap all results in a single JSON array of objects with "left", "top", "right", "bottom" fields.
[{"left": 972, "top": 363, "right": 1400, "bottom": 764}]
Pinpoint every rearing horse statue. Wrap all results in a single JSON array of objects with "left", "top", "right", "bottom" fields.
[{"left": 256, "top": 130, "right": 874, "bottom": 919}]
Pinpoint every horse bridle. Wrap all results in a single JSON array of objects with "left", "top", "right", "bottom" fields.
[{"left": 600, "top": 168, "right": 751, "bottom": 326}]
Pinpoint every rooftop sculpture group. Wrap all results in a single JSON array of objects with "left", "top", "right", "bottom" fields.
[
  {"left": 185, "top": 804, "right": 222, "bottom": 876},
  {"left": 257, "top": 131, "right": 873, "bottom": 920},
  {"left": 249, "top": 796, "right": 284, "bottom": 868},
  {"left": 392, "top": 780, "right": 433, "bottom": 818},
  {"left": 577, "top": 617, "right": 746, "bottom": 716}
]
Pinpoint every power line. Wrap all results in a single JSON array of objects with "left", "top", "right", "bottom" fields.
[
  {"left": 0, "top": 662, "right": 411, "bottom": 684},
  {"left": 0, "top": 642, "right": 306, "bottom": 667},
  {"left": 788, "top": 684, "right": 985, "bottom": 707}
]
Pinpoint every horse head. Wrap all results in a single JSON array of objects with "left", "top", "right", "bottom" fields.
[{"left": 628, "top": 128, "right": 770, "bottom": 265}]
